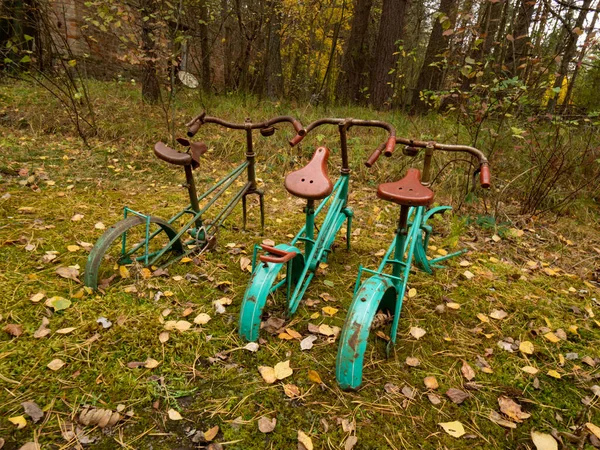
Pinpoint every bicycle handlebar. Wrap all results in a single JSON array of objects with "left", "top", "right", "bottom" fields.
[
  {"left": 288, "top": 117, "right": 397, "bottom": 169},
  {"left": 186, "top": 111, "right": 306, "bottom": 138}
]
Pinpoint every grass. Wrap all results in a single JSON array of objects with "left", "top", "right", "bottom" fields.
[{"left": 1, "top": 80, "right": 600, "bottom": 449}]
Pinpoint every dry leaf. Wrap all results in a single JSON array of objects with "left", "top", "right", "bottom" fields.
[
  {"left": 274, "top": 360, "right": 293, "bottom": 380},
  {"left": 45, "top": 296, "right": 71, "bottom": 311},
  {"left": 258, "top": 416, "right": 276, "bottom": 433},
  {"left": 428, "top": 393, "right": 442, "bottom": 405},
  {"left": 144, "top": 358, "right": 160, "bottom": 369},
  {"left": 439, "top": 421, "right": 465, "bottom": 438},
  {"left": 204, "top": 425, "right": 219, "bottom": 441},
  {"left": 30, "top": 292, "right": 45, "bottom": 303},
  {"left": 300, "top": 335, "right": 318, "bottom": 350},
  {"left": 164, "top": 320, "right": 192, "bottom": 332},
  {"left": 159, "top": 331, "right": 169, "bottom": 343},
  {"left": 78, "top": 407, "right": 121, "bottom": 428},
  {"left": 345, "top": 435, "right": 358, "bottom": 450},
  {"left": 308, "top": 369, "right": 322, "bottom": 384},
  {"left": 56, "top": 327, "right": 76, "bottom": 334},
  {"left": 67, "top": 245, "right": 80, "bottom": 252},
  {"left": 447, "top": 302, "right": 461, "bottom": 310},
  {"left": 547, "top": 370, "right": 561, "bottom": 379},
  {"left": 21, "top": 401, "right": 43, "bottom": 423},
  {"left": 286, "top": 328, "right": 302, "bottom": 339},
  {"left": 8, "top": 415, "right": 27, "bottom": 429},
  {"left": 463, "top": 270, "right": 475, "bottom": 280},
  {"left": 520, "top": 341, "right": 534, "bottom": 355},
  {"left": 47, "top": 358, "right": 65, "bottom": 371},
  {"left": 446, "top": 388, "right": 469, "bottom": 404},
  {"left": 522, "top": 366, "right": 539, "bottom": 375},
  {"left": 193, "top": 313, "right": 211, "bottom": 325},
  {"left": 322, "top": 306, "right": 338, "bottom": 316},
  {"left": 258, "top": 366, "right": 277, "bottom": 384},
  {"left": 71, "top": 213, "right": 84, "bottom": 221},
  {"left": 406, "top": 357, "right": 420, "bottom": 367},
  {"left": 56, "top": 266, "right": 80, "bottom": 282},
  {"left": 94, "top": 222, "right": 106, "bottom": 230},
  {"left": 4, "top": 323, "right": 23, "bottom": 337},
  {"left": 461, "top": 360, "right": 476, "bottom": 381},
  {"left": 531, "top": 430, "right": 558, "bottom": 450},
  {"left": 240, "top": 256, "right": 251, "bottom": 272},
  {"left": 243, "top": 342, "right": 259, "bottom": 352},
  {"left": 408, "top": 288, "right": 417, "bottom": 298},
  {"left": 498, "top": 396, "right": 530, "bottom": 422},
  {"left": 544, "top": 332, "right": 560, "bottom": 343},
  {"left": 409, "top": 326, "right": 426, "bottom": 340},
  {"left": 33, "top": 318, "right": 50, "bottom": 339},
  {"left": 477, "top": 313, "right": 489, "bottom": 323},
  {"left": 167, "top": 409, "right": 182, "bottom": 421},
  {"left": 489, "top": 410, "right": 517, "bottom": 429},
  {"left": 586, "top": 423, "right": 600, "bottom": 439},
  {"left": 424, "top": 376, "right": 439, "bottom": 389},
  {"left": 489, "top": 309, "right": 508, "bottom": 320},
  {"left": 283, "top": 384, "right": 301, "bottom": 398},
  {"left": 298, "top": 430, "right": 314, "bottom": 450}
]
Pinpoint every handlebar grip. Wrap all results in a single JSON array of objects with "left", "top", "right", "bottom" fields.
[
  {"left": 480, "top": 164, "right": 491, "bottom": 188},
  {"left": 289, "top": 133, "right": 305, "bottom": 147},
  {"left": 291, "top": 119, "right": 306, "bottom": 135},
  {"left": 258, "top": 244, "right": 297, "bottom": 263},
  {"left": 187, "top": 120, "right": 201, "bottom": 137},
  {"left": 383, "top": 136, "right": 396, "bottom": 157},
  {"left": 365, "top": 142, "right": 386, "bottom": 168}
]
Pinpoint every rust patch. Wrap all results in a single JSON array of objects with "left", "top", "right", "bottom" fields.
[{"left": 347, "top": 321, "right": 362, "bottom": 352}]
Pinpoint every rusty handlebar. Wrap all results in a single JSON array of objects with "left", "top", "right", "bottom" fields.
[{"left": 186, "top": 111, "right": 306, "bottom": 139}]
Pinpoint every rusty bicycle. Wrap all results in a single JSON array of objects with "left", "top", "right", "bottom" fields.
[{"left": 83, "top": 113, "right": 305, "bottom": 289}]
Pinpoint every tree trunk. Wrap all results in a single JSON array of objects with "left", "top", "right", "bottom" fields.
[
  {"left": 199, "top": 0, "right": 211, "bottom": 92},
  {"left": 507, "top": 0, "right": 537, "bottom": 77},
  {"left": 369, "top": 0, "right": 411, "bottom": 109},
  {"left": 263, "top": 0, "right": 283, "bottom": 99},
  {"left": 546, "top": 0, "right": 592, "bottom": 112},
  {"left": 412, "top": 0, "right": 458, "bottom": 113},
  {"left": 140, "top": 0, "right": 160, "bottom": 103},
  {"left": 335, "top": 0, "right": 374, "bottom": 104}
]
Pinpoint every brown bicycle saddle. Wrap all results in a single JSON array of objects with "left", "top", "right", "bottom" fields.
[
  {"left": 154, "top": 142, "right": 193, "bottom": 166},
  {"left": 377, "top": 168, "right": 434, "bottom": 207},
  {"left": 284, "top": 146, "right": 333, "bottom": 200}
]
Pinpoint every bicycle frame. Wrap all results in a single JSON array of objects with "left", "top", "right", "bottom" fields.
[
  {"left": 336, "top": 137, "right": 490, "bottom": 390},
  {"left": 239, "top": 118, "right": 396, "bottom": 342}
]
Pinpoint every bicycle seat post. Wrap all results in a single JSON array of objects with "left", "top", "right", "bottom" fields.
[
  {"left": 338, "top": 120, "right": 351, "bottom": 175},
  {"left": 183, "top": 164, "right": 202, "bottom": 228},
  {"left": 242, "top": 118, "right": 265, "bottom": 231}
]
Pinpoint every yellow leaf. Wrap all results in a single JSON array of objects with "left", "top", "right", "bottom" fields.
[
  {"left": 439, "top": 421, "right": 465, "bottom": 438},
  {"left": 119, "top": 265, "right": 130, "bottom": 278},
  {"left": 477, "top": 313, "right": 489, "bottom": 323},
  {"left": 531, "top": 430, "right": 558, "bottom": 450},
  {"left": 67, "top": 245, "right": 80, "bottom": 252},
  {"left": 181, "top": 257, "right": 192, "bottom": 263},
  {"left": 544, "top": 332, "right": 560, "bottom": 343},
  {"left": 56, "top": 327, "right": 76, "bottom": 334},
  {"left": 141, "top": 268, "right": 152, "bottom": 279},
  {"left": 167, "top": 409, "right": 182, "bottom": 420},
  {"left": 298, "top": 430, "right": 314, "bottom": 450},
  {"left": 30, "top": 292, "right": 45, "bottom": 303},
  {"left": 258, "top": 366, "right": 277, "bottom": 384},
  {"left": 9, "top": 415, "right": 27, "bottom": 429},
  {"left": 193, "top": 313, "right": 211, "bottom": 325},
  {"left": 47, "top": 358, "right": 65, "bottom": 371},
  {"left": 310, "top": 312, "right": 320, "bottom": 319},
  {"left": 447, "top": 302, "right": 461, "bottom": 310},
  {"left": 322, "top": 306, "right": 338, "bottom": 316},
  {"left": 144, "top": 358, "right": 160, "bottom": 369},
  {"left": 522, "top": 366, "right": 539, "bottom": 375},
  {"left": 586, "top": 423, "right": 600, "bottom": 439},
  {"left": 519, "top": 341, "right": 534, "bottom": 355},
  {"left": 408, "top": 288, "right": 417, "bottom": 298},
  {"left": 204, "top": 425, "right": 219, "bottom": 441},
  {"left": 308, "top": 369, "right": 322, "bottom": 384},
  {"left": 547, "top": 370, "right": 561, "bottom": 379},
  {"left": 274, "top": 360, "right": 293, "bottom": 380},
  {"left": 437, "top": 248, "right": 448, "bottom": 256}
]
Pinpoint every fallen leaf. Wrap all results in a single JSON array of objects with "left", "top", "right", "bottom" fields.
[
  {"left": 204, "top": 425, "right": 219, "bottom": 441},
  {"left": 8, "top": 415, "right": 27, "bottom": 429},
  {"left": 520, "top": 341, "right": 534, "bottom": 355},
  {"left": 286, "top": 328, "right": 302, "bottom": 339},
  {"left": 283, "top": 384, "right": 301, "bottom": 398},
  {"left": 446, "top": 388, "right": 469, "bottom": 404},
  {"left": 274, "top": 360, "right": 293, "bottom": 380},
  {"left": 345, "top": 435, "right": 358, "bottom": 450},
  {"left": 547, "top": 369, "right": 561, "bottom": 379},
  {"left": 461, "top": 360, "right": 476, "bottom": 381},
  {"left": 56, "top": 266, "right": 80, "bottom": 282},
  {"left": 409, "top": 326, "right": 426, "bottom": 340},
  {"left": 67, "top": 245, "right": 80, "bottom": 252},
  {"left": 322, "top": 306, "right": 338, "bottom": 316},
  {"left": 447, "top": 302, "right": 461, "bottom": 310},
  {"left": 56, "top": 327, "right": 76, "bottom": 335},
  {"left": 498, "top": 396, "right": 530, "bottom": 422},
  {"left": 240, "top": 256, "right": 251, "bottom": 272},
  {"left": 96, "top": 317, "right": 112, "bottom": 329},
  {"left": 522, "top": 366, "right": 539, "bottom": 375},
  {"left": 477, "top": 313, "right": 489, "bottom": 323},
  {"left": 164, "top": 320, "right": 191, "bottom": 332},
  {"left": 428, "top": 393, "right": 442, "bottom": 405},
  {"left": 463, "top": 270, "right": 475, "bottom": 280},
  {"left": 300, "top": 335, "right": 318, "bottom": 350},
  {"left": 531, "top": 430, "right": 558, "bottom": 450},
  {"left": 543, "top": 332, "right": 560, "bottom": 343},
  {"left": 45, "top": 296, "right": 71, "bottom": 311},
  {"left": 21, "top": 401, "right": 43, "bottom": 423},
  {"left": 406, "top": 357, "right": 420, "bottom": 367},
  {"left": 582, "top": 356, "right": 596, "bottom": 367},
  {"left": 18, "top": 443, "right": 40, "bottom": 450},
  {"left": 298, "top": 430, "right": 314, "bottom": 450},
  {"left": 33, "top": 318, "right": 50, "bottom": 339},
  {"left": 119, "top": 265, "right": 130, "bottom": 278},
  {"left": 586, "top": 422, "right": 600, "bottom": 439},
  {"left": 258, "top": 366, "right": 277, "bottom": 384},
  {"left": 141, "top": 268, "right": 152, "bottom": 279},
  {"left": 47, "top": 358, "right": 65, "bottom": 371},
  {"left": 4, "top": 323, "right": 24, "bottom": 337},
  {"left": 94, "top": 222, "right": 106, "bottom": 230},
  {"left": 402, "top": 385, "right": 416, "bottom": 400},
  {"left": 489, "top": 410, "right": 517, "bottom": 429},
  {"left": 408, "top": 288, "right": 417, "bottom": 298},
  {"left": 258, "top": 416, "right": 276, "bottom": 433},
  {"left": 159, "top": 331, "right": 169, "bottom": 343},
  {"left": 144, "top": 358, "right": 160, "bottom": 369},
  {"left": 244, "top": 342, "right": 259, "bottom": 352},
  {"left": 489, "top": 309, "right": 508, "bottom": 320},
  {"left": 30, "top": 292, "right": 45, "bottom": 303},
  {"left": 439, "top": 421, "right": 465, "bottom": 438},
  {"left": 168, "top": 409, "right": 182, "bottom": 420},
  {"left": 193, "top": 313, "right": 211, "bottom": 325},
  {"left": 308, "top": 369, "right": 322, "bottom": 384},
  {"left": 71, "top": 213, "right": 84, "bottom": 221},
  {"left": 78, "top": 407, "right": 121, "bottom": 428},
  {"left": 424, "top": 376, "right": 439, "bottom": 389}
]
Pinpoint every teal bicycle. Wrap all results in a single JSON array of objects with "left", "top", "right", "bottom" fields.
[
  {"left": 336, "top": 136, "right": 490, "bottom": 389},
  {"left": 238, "top": 118, "right": 396, "bottom": 342}
]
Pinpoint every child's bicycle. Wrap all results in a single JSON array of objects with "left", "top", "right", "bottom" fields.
[
  {"left": 238, "top": 118, "right": 396, "bottom": 342},
  {"left": 84, "top": 113, "right": 304, "bottom": 289},
  {"left": 336, "top": 136, "right": 490, "bottom": 389}
]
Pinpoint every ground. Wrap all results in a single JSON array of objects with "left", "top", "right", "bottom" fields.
[{"left": 1, "top": 82, "right": 600, "bottom": 449}]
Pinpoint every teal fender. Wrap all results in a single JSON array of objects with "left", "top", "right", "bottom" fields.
[
  {"left": 238, "top": 244, "right": 304, "bottom": 342},
  {"left": 335, "top": 275, "right": 398, "bottom": 390}
]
